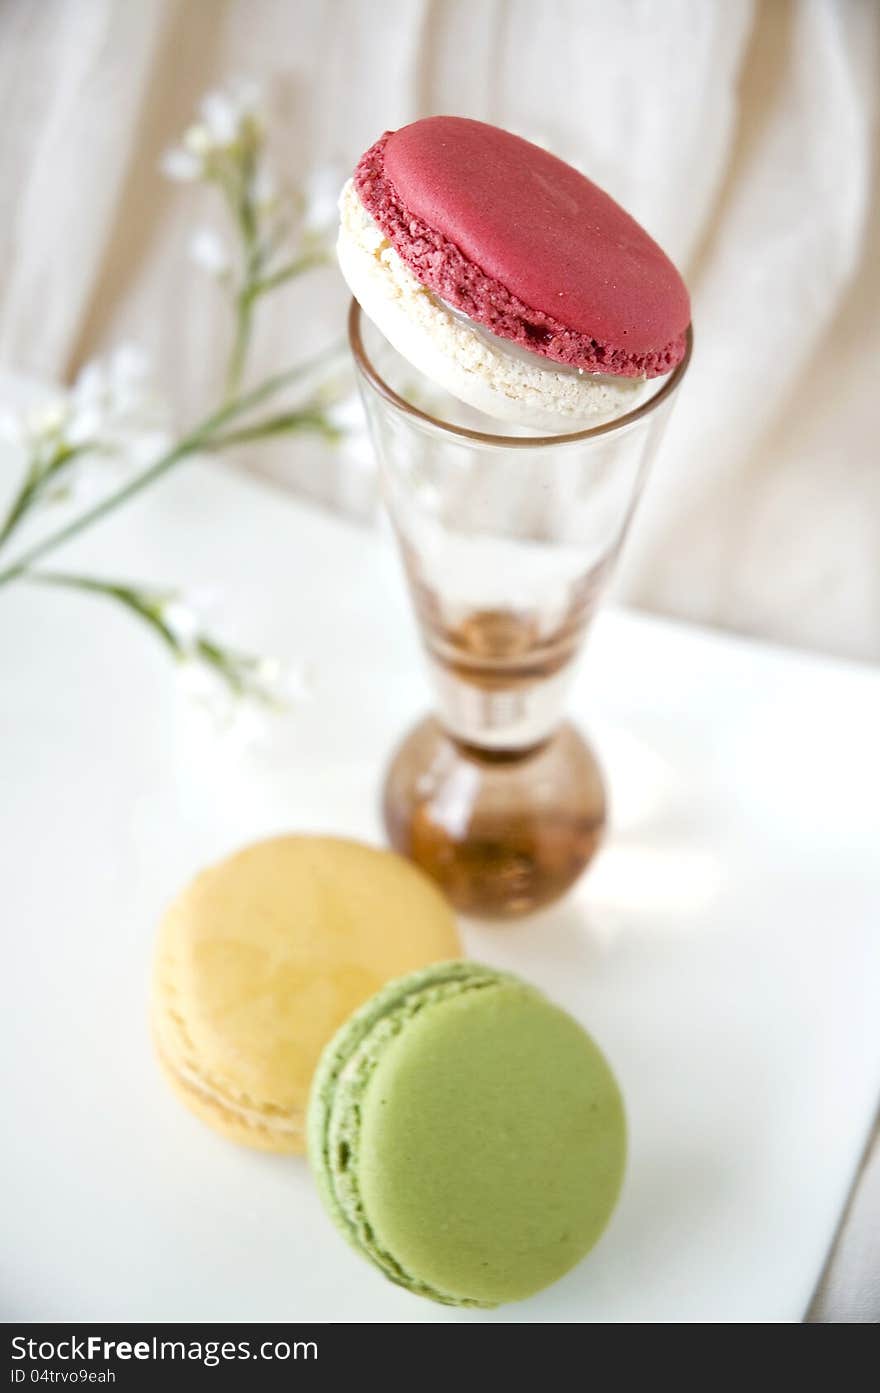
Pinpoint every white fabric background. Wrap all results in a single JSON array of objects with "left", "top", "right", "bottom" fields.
[
  {"left": 1, "top": 0, "right": 878, "bottom": 661},
  {"left": 0, "top": 0, "right": 878, "bottom": 1321}
]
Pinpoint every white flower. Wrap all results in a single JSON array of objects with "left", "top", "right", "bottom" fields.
[
  {"left": 188, "top": 227, "right": 229, "bottom": 278},
  {"left": 159, "top": 146, "right": 202, "bottom": 182},
  {"left": 199, "top": 94, "right": 238, "bottom": 147},
  {"left": 1, "top": 345, "right": 162, "bottom": 477},
  {"left": 72, "top": 343, "right": 147, "bottom": 409},
  {"left": 160, "top": 80, "right": 265, "bottom": 186},
  {"left": 68, "top": 361, "right": 110, "bottom": 445},
  {"left": 183, "top": 123, "right": 213, "bottom": 159},
  {"left": 160, "top": 599, "right": 201, "bottom": 648},
  {"left": 27, "top": 399, "right": 71, "bottom": 442},
  {"left": 177, "top": 649, "right": 310, "bottom": 748},
  {"left": 254, "top": 656, "right": 312, "bottom": 705},
  {"left": 161, "top": 581, "right": 309, "bottom": 725},
  {"left": 67, "top": 344, "right": 161, "bottom": 449},
  {"left": 200, "top": 80, "right": 262, "bottom": 146},
  {"left": 159, "top": 586, "right": 220, "bottom": 650},
  {"left": 2, "top": 397, "right": 72, "bottom": 456},
  {"left": 302, "top": 163, "right": 345, "bottom": 236},
  {"left": 65, "top": 404, "right": 103, "bottom": 448},
  {"left": 251, "top": 164, "right": 278, "bottom": 213}
]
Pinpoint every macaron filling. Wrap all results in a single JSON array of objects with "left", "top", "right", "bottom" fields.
[
  {"left": 338, "top": 178, "right": 648, "bottom": 428},
  {"left": 153, "top": 1031, "right": 304, "bottom": 1142},
  {"left": 354, "top": 128, "right": 687, "bottom": 378}
]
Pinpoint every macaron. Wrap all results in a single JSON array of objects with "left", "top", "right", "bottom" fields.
[
  {"left": 152, "top": 836, "right": 461, "bottom": 1153},
  {"left": 339, "top": 116, "right": 690, "bottom": 429},
  {"left": 307, "top": 961, "right": 626, "bottom": 1307}
]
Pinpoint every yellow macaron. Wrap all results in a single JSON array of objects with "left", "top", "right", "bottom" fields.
[{"left": 151, "top": 835, "right": 461, "bottom": 1152}]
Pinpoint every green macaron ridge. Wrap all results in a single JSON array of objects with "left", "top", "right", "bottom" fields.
[
  {"left": 307, "top": 961, "right": 627, "bottom": 1309},
  {"left": 307, "top": 961, "right": 504, "bottom": 1304}
]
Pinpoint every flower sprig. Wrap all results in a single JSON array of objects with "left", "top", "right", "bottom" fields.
[
  {"left": 162, "top": 81, "right": 338, "bottom": 399},
  {"left": 0, "top": 79, "right": 354, "bottom": 716},
  {"left": 28, "top": 571, "right": 297, "bottom": 713},
  {"left": 0, "top": 346, "right": 166, "bottom": 549},
  {"left": 0, "top": 344, "right": 343, "bottom": 706}
]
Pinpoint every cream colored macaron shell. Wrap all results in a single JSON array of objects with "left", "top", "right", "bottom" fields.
[
  {"left": 338, "top": 178, "right": 646, "bottom": 432},
  {"left": 152, "top": 836, "right": 461, "bottom": 1153}
]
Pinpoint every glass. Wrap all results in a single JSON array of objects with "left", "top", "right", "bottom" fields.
[{"left": 350, "top": 300, "right": 691, "bottom": 918}]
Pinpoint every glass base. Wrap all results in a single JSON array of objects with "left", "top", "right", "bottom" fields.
[{"left": 382, "top": 717, "right": 606, "bottom": 919}]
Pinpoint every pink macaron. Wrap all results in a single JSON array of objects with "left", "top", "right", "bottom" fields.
[{"left": 353, "top": 116, "right": 690, "bottom": 380}]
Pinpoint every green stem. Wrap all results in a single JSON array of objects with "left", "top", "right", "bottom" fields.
[
  {"left": 26, "top": 569, "right": 277, "bottom": 703},
  {"left": 224, "top": 290, "right": 255, "bottom": 401},
  {"left": 251, "top": 249, "right": 331, "bottom": 297},
  {"left": 224, "top": 249, "right": 329, "bottom": 401},
  {"left": 0, "top": 346, "right": 342, "bottom": 590},
  {"left": 0, "top": 444, "right": 82, "bottom": 550},
  {"left": 209, "top": 409, "right": 340, "bottom": 450},
  {"left": 222, "top": 148, "right": 263, "bottom": 401},
  {"left": 0, "top": 439, "right": 195, "bottom": 587},
  {"left": 0, "top": 475, "right": 42, "bottom": 550},
  {"left": 26, "top": 570, "right": 181, "bottom": 656}
]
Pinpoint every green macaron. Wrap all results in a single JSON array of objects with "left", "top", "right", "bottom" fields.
[{"left": 306, "top": 961, "right": 626, "bottom": 1308}]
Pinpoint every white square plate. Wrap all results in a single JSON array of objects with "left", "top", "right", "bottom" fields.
[{"left": 2, "top": 433, "right": 878, "bottom": 1322}]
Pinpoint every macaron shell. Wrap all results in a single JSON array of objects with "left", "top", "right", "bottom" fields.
[
  {"left": 307, "top": 962, "right": 505, "bottom": 1262},
  {"left": 153, "top": 837, "right": 461, "bottom": 1153},
  {"left": 154, "top": 1039, "right": 293, "bottom": 1152},
  {"left": 356, "top": 115, "right": 687, "bottom": 376},
  {"left": 382, "top": 117, "right": 689, "bottom": 361},
  {"left": 355, "top": 980, "right": 626, "bottom": 1306}
]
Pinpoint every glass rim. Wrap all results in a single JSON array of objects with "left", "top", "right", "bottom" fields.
[{"left": 348, "top": 298, "right": 692, "bottom": 448}]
